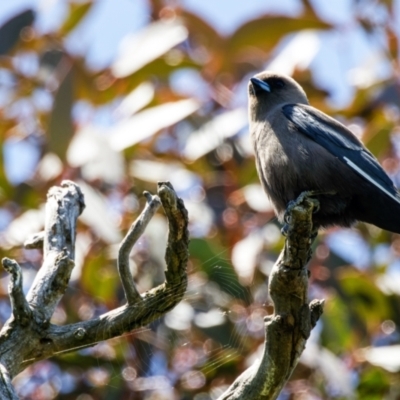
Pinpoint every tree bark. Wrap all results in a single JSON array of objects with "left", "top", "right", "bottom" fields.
[
  {"left": 218, "top": 196, "right": 324, "bottom": 400},
  {"left": 0, "top": 181, "right": 189, "bottom": 399}
]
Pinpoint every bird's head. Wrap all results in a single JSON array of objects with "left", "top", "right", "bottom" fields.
[{"left": 248, "top": 71, "right": 308, "bottom": 121}]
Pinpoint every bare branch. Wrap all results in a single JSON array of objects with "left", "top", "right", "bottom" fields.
[
  {"left": 1, "top": 258, "right": 31, "bottom": 326},
  {"left": 118, "top": 191, "right": 161, "bottom": 304},
  {"left": 218, "top": 196, "right": 324, "bottom": 400},
  {"left": 17, "top": 182, "right": 189, "bottom": 371},
  {"left": 26, "top": 181, "right": 84, "bottom": 321}
]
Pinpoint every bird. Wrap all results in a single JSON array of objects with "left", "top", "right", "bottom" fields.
[{"left": 248, "top": 71, "right": 400, "bottom": 234}]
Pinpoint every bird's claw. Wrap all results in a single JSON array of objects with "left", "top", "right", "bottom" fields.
[
  {"left": 283, "top": 192, "right": 314, "bottom": 224},
  {"left": 282, "top": 190, "right": 337, "bottom": 236},
  {"left": 284, "top": 190, "right": 336, "bottom": 221},
  {"left": 312, "top": 200, "right": 320, "bottom": 213}
]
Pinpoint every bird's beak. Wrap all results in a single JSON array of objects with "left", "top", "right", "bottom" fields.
[{"left": 250, "top": 77, "right": 271, "bottom": 93}]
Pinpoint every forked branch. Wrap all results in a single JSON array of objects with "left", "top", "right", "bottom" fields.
[{"left": 0, "top": 181, "right": 189, "bottom": 399}]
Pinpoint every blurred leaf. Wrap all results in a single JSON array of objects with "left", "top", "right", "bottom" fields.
[
  {"left": 74, "top": 55, "right": 199, "bottom": 105},
  {"left": 357, "top": 366, "right": 391, "bottom": 399},
  {"left": 362, "top": 110, "right": 393, "bottom": 157},
  {"left": 358, "top": 17, "right": 375, "bottom": 34},
  {"left": 67, "top": 126, "right": 125, "bottom": 184},
  {"left": 46, "top": 64, "right": 74, "bottom": 160},
  {"left": 130, "top": 160, "right": 198, "bottom": 186},
  {"left": 183, "top": 108, "right": 247, "bottom": 160},
  {"left": 231, "top": 230, "right": 263, "bottom": 285},
  {"left": 35, "top": 152, "right": 63, "bottom": 182},
  {"left": 0, "top": 9, "right": 34, "bottom": 55},
  {"left": 265, "top": 30, "right": 320, "bottom": 77},
  {"left": 78, "top": 180, "right": 122, "bottom": 244},
  {"left": 181, "top": 11, "right": 223, "bottom": 52},
  {"left": 125, "top": 55, "right": 200, "bottom": 88},
  {"left": 225, "top": 14, "right": 331, "bottom": 65},
  {"left": 38, "top": 49, "right": 64, "bottom": 85},
  {"left": 0, "top": 133, "right": 14, "bottom": 197},
  {"left": 112, "top": 19, "right": 188, "bottom": 78},
  {"left": 360, "top": 345, "right": 400, "bottom": 372},
  {"left": 300, "top": 0, "right": 321, "bottom": 19},
  {"left": 109, "top": 98, "right": 200, "bottom": 151},
  {"left": 386, "top": 27, "right": 399, "bottom": 60},
  {"left": 242, "top": 184, "right": 273, "bottom": 213},
  {"left": 81, "top": 249, "right": 119, "bottom": 303},
  {"left": 1, "top": 206, "right": 45, "bottom": 249},
  {"left": 364, "top": 125, "right": 392, "bottom": 157},
  {"left": 114, "top": 81, "right": 155, "bottom": 118},
  {"left": 60, "top": 1, "right": 93, "bottom": 35},
  {"left": 338, "top": 269, "right": 391, "bottom": 328},
  {"left": 301, "top": 344, "right": 355, "bottom": 398},
  {"left": 321, "top": 295, "right": 354, "bottom": 352},
  {"left": 165, "top": 301, "right": 194, "bottom": 331}
]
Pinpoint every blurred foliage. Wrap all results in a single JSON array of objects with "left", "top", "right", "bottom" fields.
[{"left": 1, "top": 0, "right": 400, "bottom": 399}]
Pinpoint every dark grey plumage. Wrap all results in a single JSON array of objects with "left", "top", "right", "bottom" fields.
[{"left": 248, "top": 71, "right": 400, "bottom": 233}]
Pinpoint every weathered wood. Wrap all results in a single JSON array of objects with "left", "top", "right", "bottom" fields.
[
  {"left": 0, "top": 181, "right": 189, "bottom": 399},
  {"left": 218, "top": 196, "right": 324, "bottom": 400}
]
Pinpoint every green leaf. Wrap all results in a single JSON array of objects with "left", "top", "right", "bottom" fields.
[
  {"left": 321, "top": 295, "right": 354, "bottom": 352},
  {"left": 81, "top": 250, "right": 119, "bottom": 303},
  {"left": 60, "top": 1, "right": 93, "bottom": 35},
  {"left": 338, "top": 269, "right": 391, "bottom": 328},
  {"left": 357, "top": 367, "right": 390, "bottom": 400},
  {"left": 361, "top": 109, "right": 393, "bottom": 157}
]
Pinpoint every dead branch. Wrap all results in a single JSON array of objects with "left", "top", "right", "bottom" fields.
[
  {"left": 0, "top": 180, "right": 189, "bottom": 399},
  {"left": 218, "top": 196, "right": 324, "bottom": 400}
]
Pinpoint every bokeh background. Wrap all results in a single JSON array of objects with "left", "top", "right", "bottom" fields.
[{"left": 1, "top": 0, "right": 400, "bottom": 399}]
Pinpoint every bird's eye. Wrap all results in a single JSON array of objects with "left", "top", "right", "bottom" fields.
[{"left": 275, "top": 79, "right": 285, "bottom": 88}]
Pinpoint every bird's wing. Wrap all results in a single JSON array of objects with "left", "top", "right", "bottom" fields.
[{"left": 282, "top": 103, "right": 400, "bottom": 204}]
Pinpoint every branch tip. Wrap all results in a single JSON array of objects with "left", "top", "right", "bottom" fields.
[
  {"left": 60, "top": 179, "right": 86, "bottom": 214},
  {"left": 143, "top": 191, "right": 153, "bottom": 203},
  {"left": 2, "top": 257, "right": 18, "bottom": 272},
  {"left": 158, "top": 182, "right": 178, "bottom": 210},
  {"left": 2, "top": 258, "right": 32, "bottom": 326}
]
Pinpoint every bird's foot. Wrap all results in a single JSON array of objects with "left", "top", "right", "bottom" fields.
[{"left": 281, "top": 190, "right": 336, "bottom": 236}]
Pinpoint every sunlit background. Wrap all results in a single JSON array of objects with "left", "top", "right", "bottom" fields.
[{"left": 1, "top": 0, "right": 400, "bottom": 399}]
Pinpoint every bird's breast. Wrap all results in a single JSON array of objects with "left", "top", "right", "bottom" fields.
[{"left": 251, "top": 121, "right": 301, "bottom": 215}]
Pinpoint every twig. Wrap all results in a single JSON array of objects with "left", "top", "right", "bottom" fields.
[
  {"left": 118, "top": 191, "right": 161, "bottom": 304},
  {"left": 0, "top": 181, "right": 189, "bottom": 380},
  {"left": 1, "top": 258, "right": 31, "bottom": 326}
]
